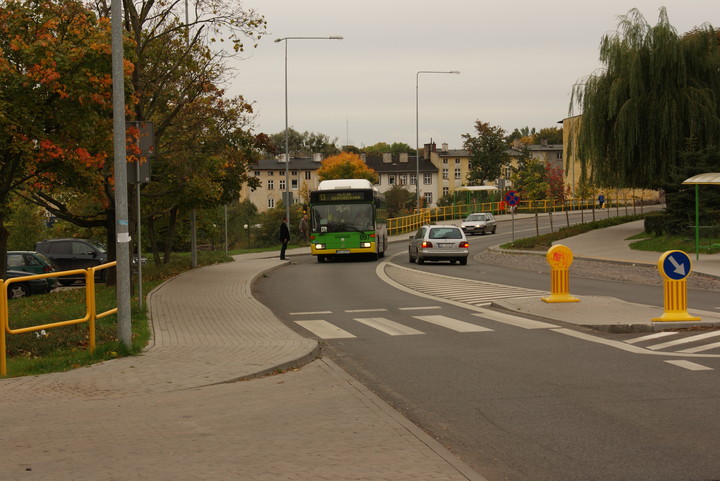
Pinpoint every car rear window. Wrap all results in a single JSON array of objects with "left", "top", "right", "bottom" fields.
[{"left": 429, "top": 228, "right": 462, "bottom": 239}]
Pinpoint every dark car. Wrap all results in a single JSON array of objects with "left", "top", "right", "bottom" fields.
[
  {"left": 6, "top": 251, "right": 59, "bottom": 289},
  {"left": 4, "top": 270, "right": 52, "bottom": 299},
  {"left": 35, "top": 238, "right": 108, "bottom": 286},
  {"left": 408, "top": 225, "right": 470, "bottom": 265}
]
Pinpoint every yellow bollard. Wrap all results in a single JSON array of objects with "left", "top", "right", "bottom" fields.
[
  {"left": 652, "top": 250, "right": 700, "bottom": 322},
  {"left": 542, "top": 245, "right": 579, "bottom": 303}
]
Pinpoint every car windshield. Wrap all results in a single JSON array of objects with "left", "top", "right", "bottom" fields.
[
  {"left": 429, "top": 228, "right": 462, "bottom": 240},
  {"left": 466, "top": 214, "right": 486, "bottom": 221}
]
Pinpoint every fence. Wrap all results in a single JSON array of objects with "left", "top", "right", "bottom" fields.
[
  {"left": 1, "top": 262, "right": 117, "bottom": 376},
  {"left": 387, "top": 195, "right": 648, "bottom": 237}
]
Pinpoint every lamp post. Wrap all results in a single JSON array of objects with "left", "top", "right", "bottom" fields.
[
  {"left": 275, "top": 35, "right": 343, "bottom": 223},
  {"left": 415, "top": 70, "right": 460, "bottom": 211}
]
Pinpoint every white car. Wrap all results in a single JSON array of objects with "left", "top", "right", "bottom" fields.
[
  {"left": 408, "top": 225, "right": 469, "bottom": 265},
  {"left": 461, "top": 212, "right": 497, "bottom": 235}
]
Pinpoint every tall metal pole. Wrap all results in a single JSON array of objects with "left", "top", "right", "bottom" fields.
[
  {"left": 111, "top": 0, "right": 132, "bottom": 348},
  {"left": 274, "top": 36, "right": 343, "bottom": 223},
  {"left": 415, "top": 70, "right": 460, "bottom": 211}
]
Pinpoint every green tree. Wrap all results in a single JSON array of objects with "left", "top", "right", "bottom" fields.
[
  {"left": 537, "top": 127, "right": 563, "bottom": 145},
  {"left": 383, "top": 184, "right": 415, "bottom": 218},
  {"left": 269, "top": 128, "right": 339, "bottom": 157},
  {"left": 317, "top": 152, "right": 378, "bottom": 183},
  {"left": 569, "top": 8, "right": 720, "bottom": 189},
  {"left": 511, "top": 158, "right": 547, "bottom": 201},
  {"left": 463, "top": 121, "right": 510, "bottom": 185}
]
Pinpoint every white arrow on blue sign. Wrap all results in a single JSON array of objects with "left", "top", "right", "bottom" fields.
[{"left": 661, "top": 251, "right": 691, "bottom": 281}]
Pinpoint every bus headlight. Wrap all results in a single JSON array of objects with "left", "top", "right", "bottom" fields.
[
  {"left": 315, "top": 243, "right": 326, "bottom": 250},
  {"left": 360, "top": 242, "right": 372, "bottom": 248}
]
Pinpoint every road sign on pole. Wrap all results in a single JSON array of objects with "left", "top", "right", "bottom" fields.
[
  {"left": 653, "top": 250, "right": 700, "bottom": 322},
  {"left": 505, "top": 190, "right": 520, "bottom": 206}
]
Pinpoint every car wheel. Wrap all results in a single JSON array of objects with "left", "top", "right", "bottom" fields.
[
  {"left": 8, "top": 283, "right": 30, "bottom": 299},
  {"left": 480, "top": 227, "right": 486, "bottom": 235},
  {"left": 450, "top": 260, "right": 457, "bottom": 264},
  {"left": 317, "top": 255, "right": 325, "bottom": 263},
  {"left": 416, "top": 256, "right": 424, "bottom": 265},
  {"left": 459, "top": 258, "right": 468, "bottom": 265},
  {"left": 408, "top": 250, "right": 416, "bottom": 263},
  {"left": 59, "top": 279, "right": 76, "bottom": 286},
  {"left": 492, "top": 226, "right": 497, "bottom": 234}
]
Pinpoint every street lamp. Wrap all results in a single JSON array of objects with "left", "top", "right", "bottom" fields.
[
  {"left": 275, "top": 35, "right": 343, "bottom": 223},
  {"left": 415, "top": 70, "right": 460, "bottom": 211}
]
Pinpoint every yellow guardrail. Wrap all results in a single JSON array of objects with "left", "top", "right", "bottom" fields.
[
  {"left": 1, "top": 261, "right": 117, "bottom": 376},
  {"left": 387, "top": 196, "right": 647, "bottom": 236}
]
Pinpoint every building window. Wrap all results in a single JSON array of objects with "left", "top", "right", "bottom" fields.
[
  {"left": 442, "top": 168, "right": 448, "bottom": 180},
  {"left": 423, "top": 173, "right": 431, "bottom": 185},
  {"left": 291, "top": 179, "right": 298, "bottom": 189},
  {"left": 267, "top": 180, "right": 274, "bottom": 190},
  {"left": 279, "top": 179, "right": 286, "bottom": 190},
  {"left": 410, "top": 174, "right": 416, "bottom": 185},
  {"left": 304, "top": 171, "right": 311, "bottom": 180},
  {"left": 424, "top": 192, "right": 432, "bottom": 205},
  {"left": 389, "top": 175, "right": 396, "bottom": 185},
  {"left": 267, "top": 198, "right": 275, "bottom": 208},
  {"left": 443, "top": 186, "right": 449, "bottom": 196},
  {"left": 454, "top": 168, "right": 461, "bottom": 180},
  {"left": 443, "top": 158, "right": 448, "bottom": 164},
  {"left": 268, "top": 171, "right": 274, "bottom": 176},
  {"left": 399, "top": 174, "right": 407, "bottom": 185},
  {"left": 291, "top": 170, "right": 298, "bottom": 176},
  {"left": 254, "top": 170, "right": 260, "bottom": 176},
  {"left": 455, "top": 158, "right": 461, "bottom": 165}
]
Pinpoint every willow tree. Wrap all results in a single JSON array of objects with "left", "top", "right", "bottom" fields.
[{"left": 569, "top": 8, "right": 720, "bottom": 189}]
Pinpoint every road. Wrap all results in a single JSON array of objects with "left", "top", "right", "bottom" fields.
[{"left": 253, "top": 214, "right": 720, "bottom": 481}]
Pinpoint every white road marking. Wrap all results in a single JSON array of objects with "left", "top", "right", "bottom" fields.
[
  {"left": 648, "top": 331, "right": 720, "bottom": 351},
  {"left": 413, "top": 315, "right": 492, "bottom": 333},
  {"left": 678, "top": 341, "right": 720, "bottom": 354},
  {"left": 665, "top": 360, "right": 714, "bottom": 371},
  {"left": 624, "top": 331, "right": 678, "bottom": 344},
  {"left": 354, "top": 318, "right": 424, "bottom": 336},
  {"left": 295, "top": 320, "right": 355, "bottom": 339},
  {"left": 398, "top": 306, "right": 442, "bottom": 311},
  {"left": 290, "top": 311, "right": 332, "bottom": 316},
  {"left": 345, "top": 308, "right": 387, "bottom": 313},
  {"left": 472, "top": 309, "right": 556, "bottom": 329}
]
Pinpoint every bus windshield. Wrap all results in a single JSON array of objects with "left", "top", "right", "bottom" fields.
[{"left": 311, "top": 203, "right": 373, "bottom": 233}]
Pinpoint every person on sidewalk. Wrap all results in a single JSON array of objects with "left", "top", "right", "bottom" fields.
[
  {"left": 298, "top": 214, "right": 309, "bottom": 244},
  {"left": 278, "top": 216, "right": 290, "bottom": 260}
]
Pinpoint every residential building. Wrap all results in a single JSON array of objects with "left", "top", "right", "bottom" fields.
[{"left": 362, "top": 152, "right": 439, "bottom": 207}]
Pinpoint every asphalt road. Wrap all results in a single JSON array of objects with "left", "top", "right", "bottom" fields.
[{"left": 253, "top": 216, "right": 720, "bottom": 481}]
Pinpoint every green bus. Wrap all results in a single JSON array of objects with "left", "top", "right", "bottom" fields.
[{"left": 309, "top": 179, "right": 388, "bottom": 262}]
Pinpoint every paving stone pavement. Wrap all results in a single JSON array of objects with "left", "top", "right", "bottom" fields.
[{"left": 0, "top": 255, "right": 485, "bottom": 481}]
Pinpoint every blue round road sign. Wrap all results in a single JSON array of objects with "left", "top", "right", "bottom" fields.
[
  {"left": 659, "top": 250, "right": 692, "bottom": 281},
  {"left": 505, "top": 190, "right": 520, "bottom": 206}
]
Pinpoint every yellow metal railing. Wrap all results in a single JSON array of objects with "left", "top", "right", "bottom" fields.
[
  {"left": 386, "top": 195, "right": 646, "bottom": 236},
  {"left": 1, "top": 261, "right": 117, "bottom": 376}
]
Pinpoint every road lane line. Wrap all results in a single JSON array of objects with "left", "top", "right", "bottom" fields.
[
  {"left": 624, "top": 332, "right": 678, "bottom": 344},
  {"left": 647, "top": 331, "right": 720, "bottom": 351},
  {"left": 678, "top": 341, "right": 720, "bottom": 354},
  {"left": 472, "top": 309, "right": 557, "bottom": 329},
  {"left": 413, "top": 315, "right": 492, "bottom": 333},
  {"left": 354, "top": 318, "right": 425, "bottom": 336},
  {"left": 398, "top": 306, "right": 442, "bottom": 311},
  {"left": 345, "top": 308, "right": 388, "bottom": 313},
  {"left": 291, "top": 311, "right": 332, "bottom": 316},
  {"left": 665, "top": 360, "right": 713, "bottom": 371},
  {"left": 295, "top": 320, "right": 356, "bottom": 339}
]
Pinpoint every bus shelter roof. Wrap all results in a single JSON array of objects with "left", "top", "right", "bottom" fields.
[
  {"left": 452, "top": 186, "right": 499, "bottom": 192},
  {"left": 682, "top": 173, "right": 720, "bottom": 185}
]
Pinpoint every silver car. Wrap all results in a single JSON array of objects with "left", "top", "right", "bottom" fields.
[
  {"left": 408, "top": 225, "right": 469, "bottom": 265},
  {"left": 461, "top": 212, "right": 497, "bottom": 235}
]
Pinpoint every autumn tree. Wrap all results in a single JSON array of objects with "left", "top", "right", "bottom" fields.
[
  {"left": 0, "top": 0, "right": 117, "bottom": 275},
  {"left": 511, "top": 158, "right": 547, "bottom": 201},
  {"left": 463, "top": 121, "right": 510, "bottom": 185},
  {"left": 569, "top": 8, "right": 720, "bottom": 189},
  {"left": 269, "top": 128, "right": 339, "bottom": 158},
  {"left": 317, "top": 152, "right": 378, "bottom": 183}
]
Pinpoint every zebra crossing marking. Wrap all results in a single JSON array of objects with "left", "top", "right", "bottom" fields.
[
  {"left": 291, "top": 311, "right": 332, "bottom": 316},
  {"left": 413, "top": 315, "right": 492, "bottom": 333},
  {"left": 295, "top": 320, "right": 355, "bottom": 339},
  {"left": 345, "top": 308, "right": 387, "bottom": 313},
  {"left": 398, "top": 306, "right": 443, "bottom": 311},
  {"left": 471, "top": 308, "right": 556, "bottom": 329},
  {"left": 647, "top": 331, "right": 720, "bottom": 351},
  {"left": 665, "top": 360, "right": 713, "bottom": 371},
  {"left": 678, "top": 341, "right": 720, "bottom": 354},
  {"left": 354, "top": 317, "right": 424, "bottom": 336},
  {"left": 623, "top": 331, "right": 677, "bottom": 344}
]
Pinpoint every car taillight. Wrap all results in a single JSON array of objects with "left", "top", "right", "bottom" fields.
[
  {"left": 43, "top": 265, "right": 55, "bottom": 273},
  {"left": 421, "top": 241, "right": 433, "bottom": 248},
  {"left": 459, "top": 241, "right": 469, "bottom": 248}
]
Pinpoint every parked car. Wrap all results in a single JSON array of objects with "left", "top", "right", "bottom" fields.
[
  {"left": 6, "top": 251, "right": 59, "bottom": 289},
  {"left": 408, "top": 225, "right": 469, "bottom": 265},
  {"left": 4, "top": 270, "right": 52, "bottom": 299},
  {"left": 35, "top": 238, "right": 108, "bottom": 286},
  {"left": 461, "top": 212, "right": 497, "bottom": 235}
]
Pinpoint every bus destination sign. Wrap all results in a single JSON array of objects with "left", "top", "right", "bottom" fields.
[{"left": 311, "top": 190, "right": 373, "bottom": 203}]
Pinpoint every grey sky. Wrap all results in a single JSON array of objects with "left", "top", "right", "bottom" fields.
[{"left": 227, "top": 1, "right": 716, "bottom": 150}]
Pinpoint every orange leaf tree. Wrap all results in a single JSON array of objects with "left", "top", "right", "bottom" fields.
[
  {"left": 317, "top": 152, "right": 379, "bottom": 183},
  {"left": 0, "top": 0, "right": 118, "bottom": 275}
]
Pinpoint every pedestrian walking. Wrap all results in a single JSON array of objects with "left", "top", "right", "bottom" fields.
[
  {"left": 278, "top": 216, "right": 290, "bottom": 260},
  {"left": 298, "top": 214, "right": 309, "bottom": 243},
  {"left": 598, "top": 193, "right": 605, "bottom": 209}
]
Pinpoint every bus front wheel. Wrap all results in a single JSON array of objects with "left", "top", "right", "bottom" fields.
[{"left": 317, "top": 255, "right": 326, "bottom": 263}]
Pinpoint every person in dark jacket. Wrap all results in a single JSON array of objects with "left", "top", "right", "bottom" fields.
[{"left": 278, "top": 217, "right": 290, "bottom": 260}]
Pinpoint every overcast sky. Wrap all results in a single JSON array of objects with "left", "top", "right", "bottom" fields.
[{"left": 226, "top": 1, "right": 715, "bottom": 150}]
